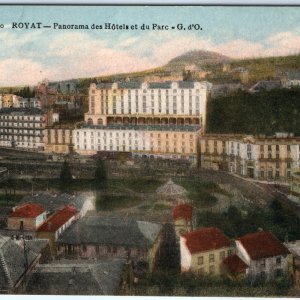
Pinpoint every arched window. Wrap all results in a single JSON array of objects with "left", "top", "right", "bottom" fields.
[
  {"left": 87, "top": 118, "right": 93, "bottom": 125},
  {"left": 97, "top": 118, "right": 103, "bottom": 125}
]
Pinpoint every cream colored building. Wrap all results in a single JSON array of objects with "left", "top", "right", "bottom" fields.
[
  {"left": 180, "top": 227, "right": 233, "bottom": 276},
  {"left": 45, "top": 126, "right": 73, "bottom": 154},
  {"left": 290, "top": 170, "right": 300, "bottom": 203},
  {"left": 0, "top": 94, "right": 20, "bottom": 108},
  {"left": 74, "top": 125, "right": 199, "bottom": 161},
  {"left": 85, "top": 81, "right": 209, "bottom": 130},
  {"left": 201, "top": 134, "right": 300, "bottom": 182},
  {"left": 75, "top": 81, "right": 209, "bottom": 161},
  {"left": 0, "top": 108, "right": 46, "bottom": 150}
]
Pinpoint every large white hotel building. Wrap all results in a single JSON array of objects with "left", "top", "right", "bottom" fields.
[{"left": 74, "top": 81, "right": 211, "bottom": 161}]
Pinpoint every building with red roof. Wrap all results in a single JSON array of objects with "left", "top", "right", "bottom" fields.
[
  {"left": 236, "top": 231, "right": 292, "bottom": 280},
  {"left": 172, "top": 204, "right": 193, "bottom": 237},
  {"left": 37, "top": 205, "right": 78, "bottom": 256},
  {"left": 7, "top": 203, "right": 47, "bottom": 231},
  {"left": 180, "top": 227, "right": 233, "bottom": 276}
]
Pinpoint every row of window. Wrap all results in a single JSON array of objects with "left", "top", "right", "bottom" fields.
[
  {"left": 94, "top": 88, "right": 202, "bottom": 94},
  {"left": 197, "top": 249, "right": 233, "bottom": 266},
  {"left": 78, "top": 144, "right": 194, "bottom": 154},
  {"left": 78, "top": 131, "right": 194, "bottom": 139},
  {"left": 0, "top": 115, "right": 43, "bottom": 121}
]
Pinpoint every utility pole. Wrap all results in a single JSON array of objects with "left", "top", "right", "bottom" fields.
[{"left": 20, "top": 221, "right": 29, "bottom": 292}]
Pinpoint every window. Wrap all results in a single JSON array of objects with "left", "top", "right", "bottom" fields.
[
  {"left": 198, "top": 268, "right": 205, "bottom": 276},
  {"left": 209, "top": 254, "right": 214, "bottom": 263},
  {"left": 261, "top": 259, "right": 266, "bottom": 267},
  {"left": 82, "top": 245, "right": 87, "bottom": 252},
  {"left": 219, "top": 251, "right": 225, "bottom": 260},
  {"left": 209, "top": 265, "right": 215, "bottom": 274},
  {"left": 276, "top": 256, "right": 281, "bottom": 265},
  {"left": 227, "top": 249, "right": 232, "bottom": 256},
  {"left": 198, "top": 256, "right": 204, "bottom": 265}
]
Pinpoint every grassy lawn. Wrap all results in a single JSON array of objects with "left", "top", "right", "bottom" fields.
[
  {"left": 96, "top": 193, "right": 142, "bottom": 211},
  {"left": 178, "top": 178, "right": 229, "bottom": 208},
  {"left": 0, "top": 193, "right": 24, "bottom": 206},
  {"left": 0, "top": 177, "right": 228, "bottom": 211}
]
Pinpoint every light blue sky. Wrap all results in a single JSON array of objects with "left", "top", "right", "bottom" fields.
[{"left": 0, "top": 6, "right": 300, "bottom": 86}]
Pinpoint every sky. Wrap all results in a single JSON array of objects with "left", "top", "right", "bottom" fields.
[{"left": 1, "top": 6, "right": 300, "bottom": 86}]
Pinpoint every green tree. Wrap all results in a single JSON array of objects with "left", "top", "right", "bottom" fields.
[
  {"left": 60, "top": 160, "right": 72, "bottom": 185},
  {"left": 94, "top": 159, "right": 107, "bottom": 187},
  {"left": 196, "top": 138, "right": 201, "bottom": 168}
]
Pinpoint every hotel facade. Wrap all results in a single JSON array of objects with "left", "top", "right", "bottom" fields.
[
  {"left": 0, "top": 108, "right": 46, "bottom": 151},
  {"left": 74, "top": 81, "right": 210, "bottom": 161},
  {"left": 201, "top": 134, "right": 300, "bottom": 182}
]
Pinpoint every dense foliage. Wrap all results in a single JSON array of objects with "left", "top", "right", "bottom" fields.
[
  {"left": 59, "top": 160, "right": 73, "bottom": 185},
  {"left": 206, "top": 89, "right": 300, "bottom": 136},
  {"left": 15, "top": 86, "right": 35, "bottom": 98},
  {"left": 135, "top": 271, "right": 293, "bottom": 296},
  {"left": 94, "top": 159, "right": 107, "bottom": 186},
  {"left": 196, "top": 198, "right": 300, "bottom": 241}
]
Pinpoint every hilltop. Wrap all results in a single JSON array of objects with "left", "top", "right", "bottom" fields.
[{"left": 2, "top": 50, "right": 300, "bottom": 92}]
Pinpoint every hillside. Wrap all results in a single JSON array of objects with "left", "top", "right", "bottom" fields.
[
  {"left": 2, "top": 51, "right": 300, "bottom": 92},
  {"left": 164, "top": 50, "right": 231, "bottom": 71}
]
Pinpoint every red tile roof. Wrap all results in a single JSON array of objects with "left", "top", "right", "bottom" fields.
[
  {"left": 9, "top": 203, "right": 45, "bottom": 218},
  {"left": 37, "top": 205, "right": 77, "bottom": 232},
  {"left": 173, "top": 204, "right": 193, "bottom": 221},
  {"left": 183, "top": 227, "right": 231, "bottom": 254},
  {"left": 237, "top": 231, "right": 290, "bottom": 260},
  {"left": 223, "top": 254, "right": 248, "bottom": 274}
]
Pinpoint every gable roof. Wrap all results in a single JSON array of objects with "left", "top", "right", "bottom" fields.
[
  {"left": 26, "top": 259, "right": 127, "bottom": 295},
  {"left": 223, "top": 254, "right": 248, "bottom": 274},
  {"left": 57, "top": 216, "right": 161, "bottom": 249},
  {"left": 9, "top": 203, "right": 45, "bottom": 218},
  {"left": 0, "top": 234, "right": 39, "bottom": 292},
  {"left": 183, "top": 227, "right": 231, "bottom": 254},
  {"left": 37, "top": 206, "right": 78, "bottom": 233},
  {"left": 237, "top": 231, "right": 290, "bottom": 260},
  {"left": 172, "top": 204, "right": 193, "bottom": 221}
]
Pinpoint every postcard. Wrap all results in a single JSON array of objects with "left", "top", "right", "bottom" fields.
[{"left": 0, "top": 4, "right": 299, "bottom": 297}]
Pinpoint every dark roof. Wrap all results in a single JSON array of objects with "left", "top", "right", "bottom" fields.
[
  {"left": 117, "top": 82, "right": 141, "bottom": 89},
  {"left": 57, "top": 216, "right": 161, "bottom": 249},
  {"left": 249, "top": 81, "right": 281, "bottom": 92},
  {"left": 37, "top": 206, "right": 78, "bottom": 233},
  {"left": 0, "top": 207, "right": 12, "bottom": 218},
  {"left": 0, "top": 234, "right": 39, "bottom": 292},
  {"left": 287, "top": 70, "right": 300, "bottom": 80},
  {"left": 19, "top": 192, "right": 93, "bottom": 214},
  {"left": 173, "top": 204, "right": 193, "bottom": 221},
  {"left": 81, "top": 124, "right": 201, "bottom": 132},
  {"left": 237, "top": 231, "right": 290, "bottom": 260},
  {"left": 223, "top": 254, "right": 248, "bottom": 274},
  {"left": 26, "top": 239, "right": 49, "bottom": 255},
  {"left": 183, "top": 227, "right": 231, "bottom": 254},
  {"left": 96, "top": 83, "right": 114, "bottom": 89},
  {"left": 96, "top": 81, "right": 200, "bottom": 90},
  {"left": 0, "top": 108, "right": 43, "bottom": 115},
  {"left": 26, "top": 259, "right": 127, "bottom": 295},
  {"left": 9, "top": 203, "right": 45, "bottom": 218}
]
